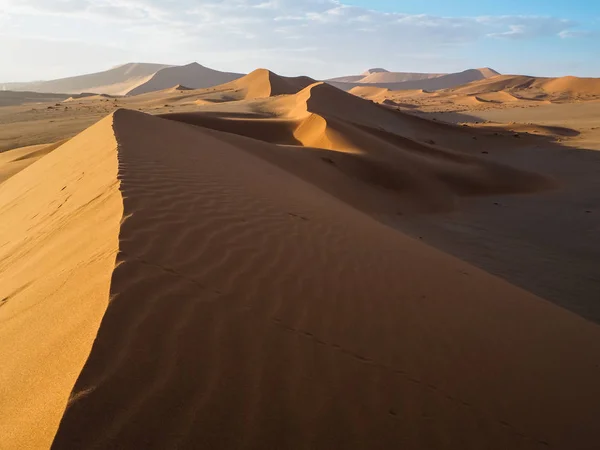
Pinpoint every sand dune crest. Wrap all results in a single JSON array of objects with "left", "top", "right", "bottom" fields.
[
  {"left": 44, "top": 110, "right": 600, "bottom": 449},
  {"left": 0, "top": 114, "right": 122, "bottom": 449}
]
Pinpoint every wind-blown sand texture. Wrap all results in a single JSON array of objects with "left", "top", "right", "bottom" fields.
[{"left": 0, "top": 115, "right": 122, "bottom": 449}]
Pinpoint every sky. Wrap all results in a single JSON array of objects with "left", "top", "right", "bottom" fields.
[{"left": 1, "top": 0, "right": 599, "bottom": 82}]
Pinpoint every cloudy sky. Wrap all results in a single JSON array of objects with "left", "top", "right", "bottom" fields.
[{"left": 1, "top": 0, "right": 598, "bottom": 81}]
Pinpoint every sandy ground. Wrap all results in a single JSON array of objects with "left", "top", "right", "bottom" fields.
[
  {"left": 391, "top": 101, "right": 600, "bottom": 323},
  {"left": 1, "top": 74, "right": 600, "bottom": 449}
]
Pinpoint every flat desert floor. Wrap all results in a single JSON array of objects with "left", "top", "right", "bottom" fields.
[{"left": 1, "top": 73, "right": 599, "bottom": 449}]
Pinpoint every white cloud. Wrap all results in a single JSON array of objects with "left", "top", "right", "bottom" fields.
[
  {"left": 0, "top": 0, "right": 596, "bottom": 80},
  {"left": 559, "top": 29, "right": 598, "bottom": 39}
]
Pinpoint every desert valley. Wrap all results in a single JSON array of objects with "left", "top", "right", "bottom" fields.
[{"left": 1, "top": 58, "right": 600, "bottom": 450}]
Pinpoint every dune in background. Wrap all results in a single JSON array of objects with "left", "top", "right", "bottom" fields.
[
  {"left": 328, "top": 67, "right": 446, "bottom": 84},
  {"left": 2, "top": 62, "right": 245, "bottom": 97},
  {"left": 2, "top": 63, "right": 171, "bottom": 95},
  {"left": 328, "top": 68, "right": 499, "bottom": 92},
  {"left": 352, "top": 74, "right": 600, "bottom": 114},
  {"left": 447, "top": 75, "right": 600, "bottom": 101},
  {"left": 126, "top": 63, "right": 243, "bottom": 96}
]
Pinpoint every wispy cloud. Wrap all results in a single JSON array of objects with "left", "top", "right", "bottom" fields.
[{"left": 0, "top": 0, "right": 596, "bottom": 80}]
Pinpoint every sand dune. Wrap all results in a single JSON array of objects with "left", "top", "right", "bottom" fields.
[
  {"left": 348, "top": 86, "right": 391, "bottom": 101},
  {"left": 329, "top": 68, "right": 445, "bottom": 84},
  {"left": 0, "top": 116, "right": 122, "bottom": 449},
  {"left": 3, "top": 63, "right": 171, "bottom": 95},
  {"left": 446, "top": 75, "right": 600, "bottom": 101},
  {"left": 356, "top": 74, "right": 600, "bottom": 113},
  {"left": 475, "top": 91, "right": 521, "bottom": 103},
  {"left": 162, "top": 82, "right": 554, "bottom": 213},
  {"left": 183, "top": 69, "right": 317, "bottom": 102},
  {"left": 126, "top": 63, "right": 243, "bottom": 96},
  {"left": 541, "top": 76, "right": 600, "bottom": 96},
  {"left": 3, "top": 62, "right": 245, "bottom": 97},
  {"left": 0, "top": 104, "right": 598, "bottom": 448},
  {"left": 0, "top": 109, "right": 583, "bottom": 449},
  {"left": 329, "top": 68, "right": 499, "bottom": 92},
  {"left": 360, "top": 71, "right": 446, "bottom": 84}
]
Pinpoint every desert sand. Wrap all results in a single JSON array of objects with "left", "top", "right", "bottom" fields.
[{"left": 1, "top": 66, "right": 600, "bottom": 450}]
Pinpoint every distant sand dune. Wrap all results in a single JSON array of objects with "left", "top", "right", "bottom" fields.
[
  {"left": 445, "top": 75, "right": 600, "bottom": 102},
  {"left": 126, "top": 63, "right": 243, "bottom": 96},
  {"left": 354, "top": 74, "right": 600, "bottom": 111},
  {"left": 3, "top": 63, "right": 171, "bottom": 95},
  {"left": 328, "top": 68, "right": 499, "bottom": 92}
]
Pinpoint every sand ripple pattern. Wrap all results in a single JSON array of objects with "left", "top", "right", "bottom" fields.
[{"left": 51, "top": 110, "right": 600, "bottom": 450}]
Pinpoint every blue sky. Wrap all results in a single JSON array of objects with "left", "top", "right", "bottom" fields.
[
  {"left": 0, "top": 0, "right": 598, "bottom": 81},
  {"left": 346, "top": 0, "right": 600, "bottom": 19}
]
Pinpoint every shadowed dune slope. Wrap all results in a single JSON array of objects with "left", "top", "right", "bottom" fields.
[
  {"left": 48, "top": 109, "right": 600, "bottom": 449},
  {"left": 0, "top": 115, "right": 122, "bottom": 449},
  {"left": 162, "top": 82, "right": 555, "bottom": 213},
  {"left": 126, "top": 63, "right": 243, "bottom": 96}
]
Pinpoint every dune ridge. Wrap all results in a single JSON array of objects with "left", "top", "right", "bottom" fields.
[
  {"left": 0, "top": 114, "right": 122, "bottom": 449},
  {"left": 40, "top": 109, "right": 600, "bottom": 449},
  {"left": 198, "top": 69, "right": 317, "bottom": 101},
  {"left": 163, "top": 82, "right": 555, "bottom": 213}
]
